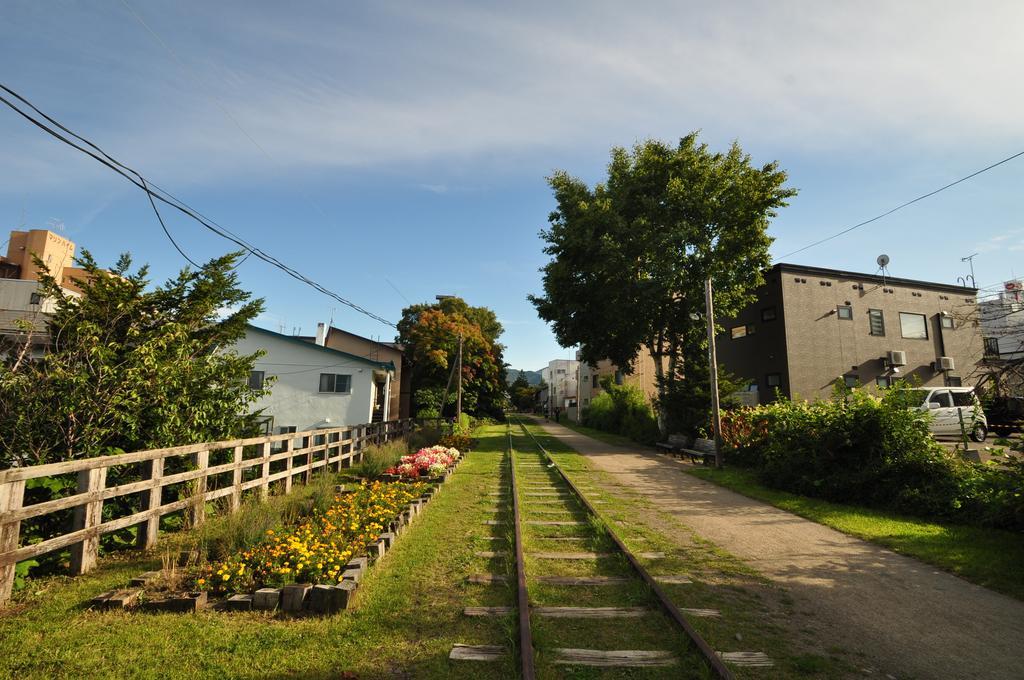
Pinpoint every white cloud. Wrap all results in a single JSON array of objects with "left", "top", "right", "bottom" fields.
[{"left": 2, "top": 1, "right": 1023, "bottom": 192}]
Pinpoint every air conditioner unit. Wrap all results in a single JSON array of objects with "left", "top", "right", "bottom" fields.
[
  {"left": 936, "top": 356, "right": 955, "bottom": 371},
  {"left": 888, "top": 350, "right": 907, "bottom": 367}
]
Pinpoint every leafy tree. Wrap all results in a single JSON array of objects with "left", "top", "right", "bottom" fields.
[
  {"left": 530, "top": 134, "right": 795, "bottom": 435},
  {"left": 510, "top": 372, "right": 540, "bottom": 412},
  {"left": 396, "top": 296, "right": 507, "bottom": 418},
  {"left": 0, "top": 251, "right": 269, "bottom": 468}
]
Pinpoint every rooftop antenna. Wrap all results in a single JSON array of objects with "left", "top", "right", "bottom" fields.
[
  {"left": 47, "top": 218, "right": 64, "bottom": 232},
  {"left": 960, "top": 253, "right": 978, "bottom": 288},
  {"left": 876, "top": 254, "right": 890, "bottom": 286}
]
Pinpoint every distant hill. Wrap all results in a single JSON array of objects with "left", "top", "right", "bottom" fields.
[{"left": 507, "top": 369, "right": 543, "bottom": 386}]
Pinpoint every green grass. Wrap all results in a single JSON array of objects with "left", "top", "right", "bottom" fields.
[
  {"left": 685, "top": 465, "right": 1024, "bottom": 601},
  {"left": 554, "top": 419, "right": 648, "bottom": 449},
  {"left": 514, "top": 418, "right": 854, "bottom": 679},
  {"left": 0, "top": 426, "right": 520, "bottom": 679}
]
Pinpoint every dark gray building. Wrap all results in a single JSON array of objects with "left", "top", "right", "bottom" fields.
[{"left": 717, "top": 263, "right": 984, "bottom": 403}]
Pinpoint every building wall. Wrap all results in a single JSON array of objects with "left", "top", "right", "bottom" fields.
[
  {"left": 540, "top": 359, "right": 579, "bottom": 416},
  {"left": 979, "top": 285, "right": 1024, "bottom": 361},
  {"left": 1, "top": 229, "right": 88, "bottom": 293},
  {"left": 236, "top": 329, "right": 391, "bottom": 432},
  {"left": 322, "top": 328, "right": 408, "bottom": 420},
  {"left": 718, "top": 265, "right": 984, "bottom": 402},
  {"left": 578, "top": 347, "right": 664, "bottom": 414}
]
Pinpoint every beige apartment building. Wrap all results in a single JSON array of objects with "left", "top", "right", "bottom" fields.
[
  {"left": 0, "top": 229, "right": 88, "bottom": 351},
  {"left": 577, "top": 347, "right": 665, "bottom": 418},
  {"left": 716, "top": 263, "right": 984, "bottom": 403}
]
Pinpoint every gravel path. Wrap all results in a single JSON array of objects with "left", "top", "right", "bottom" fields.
[{"left": 535, "top": 420, "right": 1024, "bottom": 680}]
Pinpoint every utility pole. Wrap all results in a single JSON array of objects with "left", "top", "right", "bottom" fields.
[
  {"left": 704, "top": 277, "right": 723, "bottom": 469},
  {"left": 455, "top": 334, "right": 463, "bottom": 421}
]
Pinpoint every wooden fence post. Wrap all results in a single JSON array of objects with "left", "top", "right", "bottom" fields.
[
  {"left": 283, "top": 438, "right": 294, "bottom": 495},
  {"left": 137, "top": 457, "right": 164, "bottom": 550},
  {"left": 230, "top": 445, "right": 244, "bottom": 513},
  {"left": 260, "top": 442, "right": 271, "bottom": 500},
  {"left": 189, "top": 450, "right": 209, "bottom": 528},
  {"left": 69, "top": 467, "right": 107, "bottom": 575},
  {"left": 0, "top": 479, "right": 26, "bottom": 603},
  {"left": 303, "top": 435, "right": 312, "bottom": 485}
]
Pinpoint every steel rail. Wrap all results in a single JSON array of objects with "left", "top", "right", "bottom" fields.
[
  {"left": 511, "top": 416, "right": 734, "bottom": 680},
  {"left": 507, "top": 421, "right": 537, "bottom": 680}
]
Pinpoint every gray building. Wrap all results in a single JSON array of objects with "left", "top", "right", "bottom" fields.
[{"left": 716, "top": 263, "right": 984, "bottom": 403}]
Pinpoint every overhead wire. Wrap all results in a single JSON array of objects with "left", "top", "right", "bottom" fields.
[
  {"left": 0, "top": 82, "right": 397, "bottom": 328},
  {"left": 776, "top": 150, "right": 1024, "bottom": 260}
]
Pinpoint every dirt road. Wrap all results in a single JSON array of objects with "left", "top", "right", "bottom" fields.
[{"left": 535, "top": 420, "right": 1024, "bottom": 680}]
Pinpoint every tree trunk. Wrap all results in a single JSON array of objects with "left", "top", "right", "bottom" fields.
[{"left": 651, "top": 335, "right": 669, "bottom": 437}]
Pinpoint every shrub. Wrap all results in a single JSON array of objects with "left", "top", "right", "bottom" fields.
[
  {"left": 359, "top": 439, "right": 409, "bottom": 479},
  {"left": 581, "top": 378, "right": 660, "bottom": 444},
  {"left": 408, "top": 425, "right": 442, "bottom": 451},
  {"left": 439, "top": 433, "right": 474, "bottom": 451},
  {"left": 722, "top": 385, "right": 1024, "bottom": 529}
]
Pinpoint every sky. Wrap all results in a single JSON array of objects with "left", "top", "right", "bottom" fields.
[{"left": 2, "top": 1, "right": 1023, "bottom": 371}]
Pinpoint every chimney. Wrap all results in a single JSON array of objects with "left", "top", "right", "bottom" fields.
[{"left": 315, "top": 322, "right": 326, "bottom": 346}]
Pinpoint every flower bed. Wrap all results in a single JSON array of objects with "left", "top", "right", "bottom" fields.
[
  {"left": 385, "top": 445, "right": 460, "bottom": 479},
  {"left": 197, "top": 480, "right": 426, "bottom": 592}
]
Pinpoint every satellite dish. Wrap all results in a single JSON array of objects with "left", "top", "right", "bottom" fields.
[{"left": 877, "top": 254, "right": 890, "bottom": 268}]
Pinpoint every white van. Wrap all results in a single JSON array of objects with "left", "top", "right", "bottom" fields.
[{"left": 906, "top": 387, "right": 988, "bottom": 442}]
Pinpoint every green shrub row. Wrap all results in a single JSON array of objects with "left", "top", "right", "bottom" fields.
[
  {"left": 721, "top": 386, "right": 1024, "bottom": 529},
  {"left": 581, "top": 377, "right": 661, "bottom": 444}
]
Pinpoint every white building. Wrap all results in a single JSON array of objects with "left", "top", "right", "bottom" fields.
[
  {"left": 539, "top": 358, "right": 580, "bottom": 420},
  {"left": 236, "top": 325, "right": 396, "bottom": 434},
  {"left": 980, "top": 281, "right": 1024, "bottom": 362}
]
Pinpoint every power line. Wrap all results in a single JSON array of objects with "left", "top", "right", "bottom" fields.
[
  {"left": 777, "top": 150, "right": 1024, "bottom": 260},
  {"left": 0, "top": 82, "right": 396, "bottom": 328}
]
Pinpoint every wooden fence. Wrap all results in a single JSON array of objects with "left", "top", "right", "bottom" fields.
[{"left": 0, "top": 418, "right": 413, "bottom": 604}]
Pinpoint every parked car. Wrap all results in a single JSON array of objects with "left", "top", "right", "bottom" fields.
[
  {"left": 986, "top": 396, "right": 1024, "bottom": 437},
  {"left": 905, "top": 387, "right": 988, "bottom": 442}
]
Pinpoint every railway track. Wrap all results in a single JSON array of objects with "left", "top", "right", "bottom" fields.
[{"left": 451, "top": 416, "right": 742, "bottom": 678}]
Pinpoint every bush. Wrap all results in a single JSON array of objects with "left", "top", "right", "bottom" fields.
[
  {"left": 359, "top": 439, "right": 409, "bottom": 479},
  {"left": 582, "top": 378, "right": 660, "bottom": 444},
  {"left": 439, "top": 433, "right": 474, "bottom": 452},
  {"left": 721, "top": 385, "right": 1024, "bottom": 529},
  {"left": 408, "top": 425, "right": 442, "bottom": 451}
]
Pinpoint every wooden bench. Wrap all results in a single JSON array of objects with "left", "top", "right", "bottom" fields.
[
  {"left": 655, "top": 433, "right": 690, "bottom": 457},
  {"left": 656, "top": 434, "right": 716, "bottom": 465}
]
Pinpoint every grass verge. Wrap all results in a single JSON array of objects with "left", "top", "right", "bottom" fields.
[
  {"left": 685, "top": 465, "right": 1024, "bottom": 602},
  {"left": 0, "top": 426, "right": 517, "bottom": 679}
]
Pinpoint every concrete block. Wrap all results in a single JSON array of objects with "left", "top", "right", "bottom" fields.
[
  {"left": 226, "top": 594, "right": 253, "bottom": 611},
  {"left": 341, "top": 567, "right": 362, "bottom": 583},
  {"left": 346, "top": 556, "right": 368, "bottom": 571},
  {"left": 308, "top": 583, "right": 356, "bottom": 614},
  {"left": 104, "top": 588, "right": 143, "bottom": 610},
  {"left": 367, "top": 539, "right": 386, "bottom": 561},
  {"left": 128, "top": 571, "right": 162, "bottom": 587},
  {"left": 253, "top": 587, "right": 280, "bottom": 611},
  {"left": 281, "top": 583, "right": 311, "bottom": 612},
  {"left": 380, "top": 532, "right": 396, "bottom": 549}
]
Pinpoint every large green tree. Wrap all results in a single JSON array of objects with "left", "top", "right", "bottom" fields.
[
  {"left": 396, "top": 296, "right": 507, "bottom": 418},
  {"left": 530, "top": 134, "right": 796, "bottom": 435},
  {"left": 0, "top": 251, "right": 269, "bottom": 468}
]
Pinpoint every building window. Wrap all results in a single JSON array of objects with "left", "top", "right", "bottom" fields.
[
  {"left": 318, "top": 373, "right": 352, "bottom": 393},
  {"left": 592, "top": 375, "right": 599, "bottom": 389},
  {"left": 876, "top": 376, "right": 891, "bottom": 388},
  {"left": 843, "top": 375, "right": 859, "bottom": 388},
  {"left": 837, "top": 305, "right": 853, "bottom": 320},
  {"left": 614, "top": 370, "right": 624, "bottom": 385},
  {"left": 940, "top": 315, "right": 954, "bottom": 329},
  {"left": 868, "top": 309, "right": 885, "bottom": 336},
  {"left": 248, "top": 370, "right": 265, "bottom": 390},
  {"left": 556, "top": 369, "right": 565, "bottom": 374},
  {"left": 984, "top": 337, "right": 1000, "bottom": 357},
  {"left": 946, "top": 376, "right": 963, "bottom": 387},
  {"left": 29, "top": 292, "right": 43, "bottom": 305},
  {"left": 761, "top": 306, "right": 777, "bottom": 322},
  {"left": 766, "top": 373, "right": 781, "bottom": 388},
  {"left": 898, "top": 312, "right": 928, "bottom": 339},
  {"left": 731, "top": 324, "right": 756, "bottom": 339}
]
